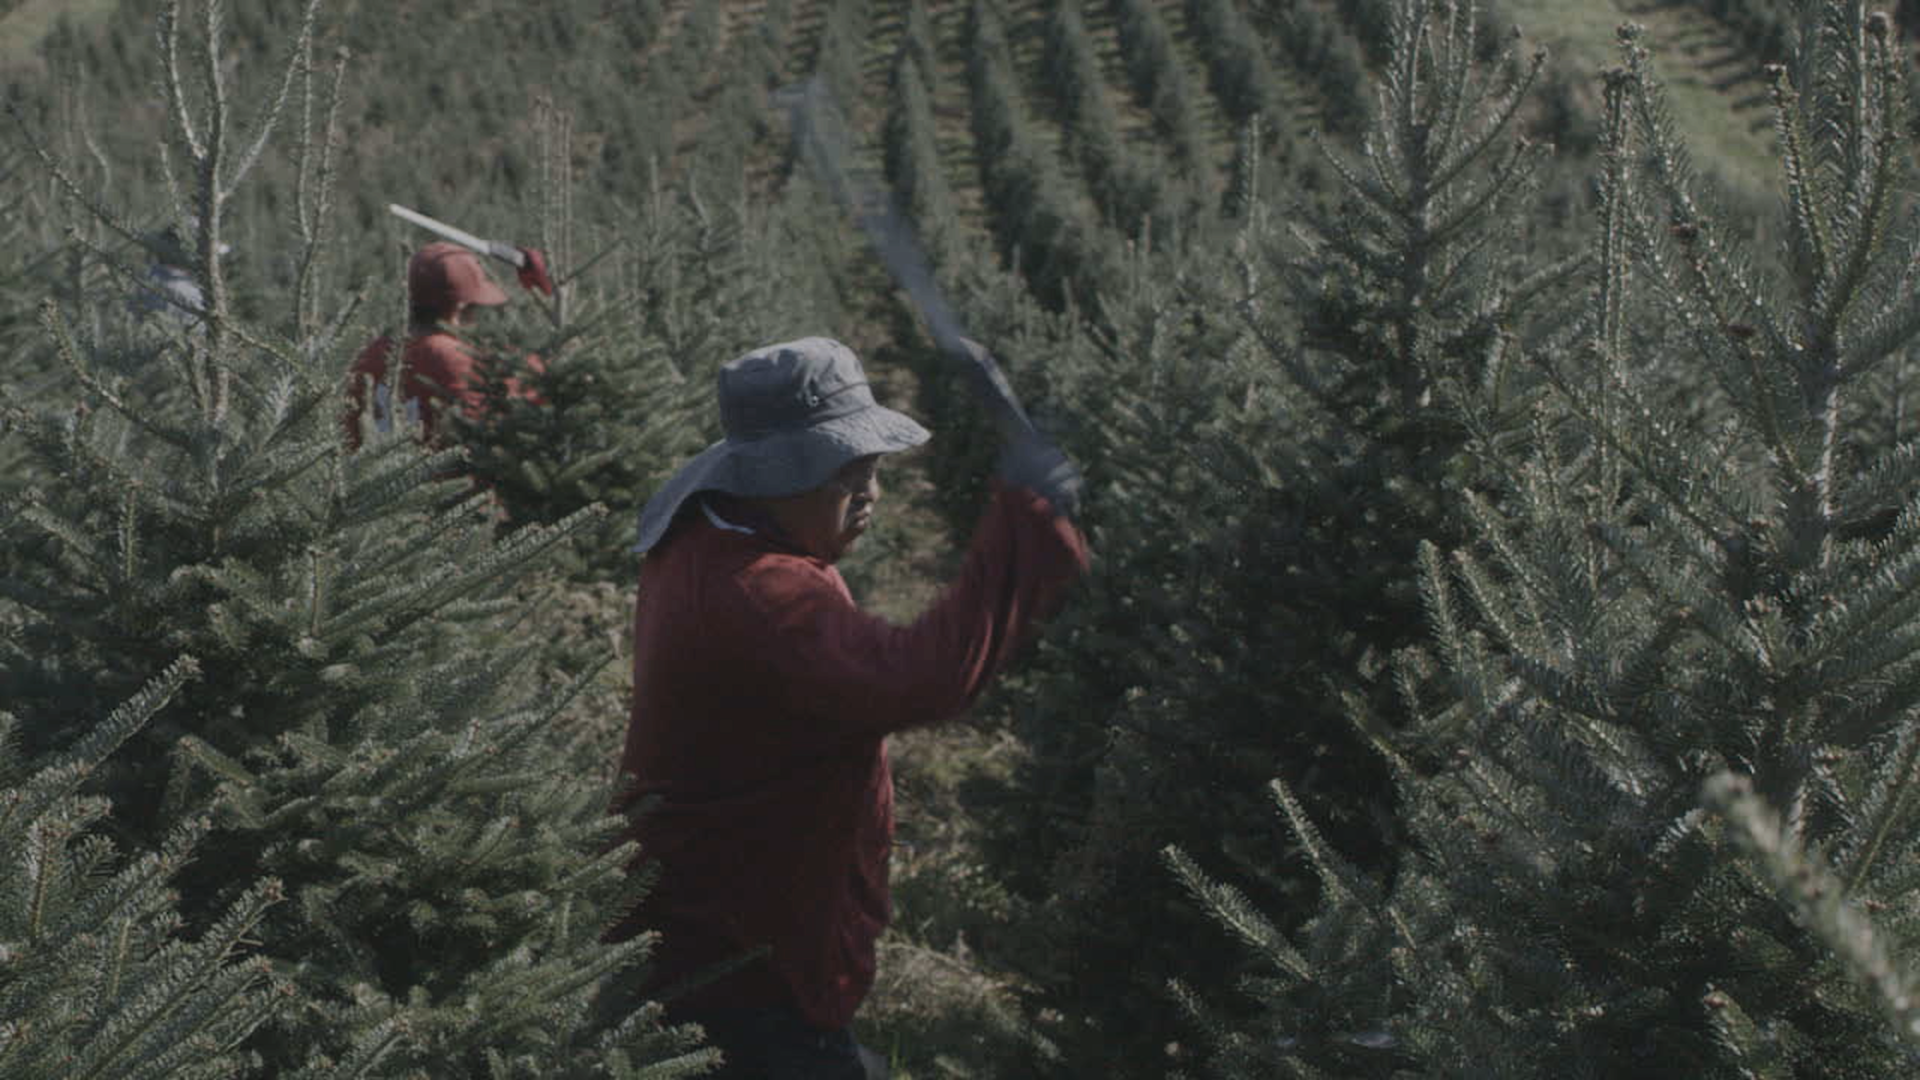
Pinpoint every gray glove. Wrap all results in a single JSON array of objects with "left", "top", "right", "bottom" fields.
[{"left": 999, "top": 432, "right": 1084, "bottom": 521}]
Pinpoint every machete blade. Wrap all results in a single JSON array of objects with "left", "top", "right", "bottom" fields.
[
  {"left": 388, "top": 203, "right": 526, "bottom": 269},
  {"left": 779, "top": 78, "right": 1037, "bottom": 439}
]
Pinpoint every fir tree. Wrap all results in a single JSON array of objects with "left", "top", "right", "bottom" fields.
[
  {"left": 1110, "top": 0, "right": 1212, "bottom": 176},
  {"left": 970, "top": 2, "right": 1571, "bottom": 1075},
  {"left": 897, "top": 0, "right": 941, "bottom": 93},
  {"left": 882, "top": 49, "right": 962, "bottom": 263},
  {"left": 1040, "top": 0, "right": 1179, "bottom": 241},
  {"left": 458, "top": 149, "right": 818, "bottom": 580},
  {"left": 1174, "top": 3, "right": 1920, "bottom": 1076},
  {"left": 812, "top": 0, "right": 876, "bottom": 114},
  {"left": 964, "top": 0, "right": 1118, "bottom": 310},
  {"left": 1187, "top": 0, "right": 1289, "bottom": 133},
  {"left": 0, "top": 660, "right": 284, "bottom": 1080},
  {"left": 2, "top": 3, "right": 713, "bottom": 1075}
]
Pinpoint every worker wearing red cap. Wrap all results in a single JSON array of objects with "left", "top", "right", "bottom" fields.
[{"left": 342, "top": 241, "right": 551, "bottom": 448}]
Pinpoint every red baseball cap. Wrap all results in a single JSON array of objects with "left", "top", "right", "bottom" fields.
[{"left": 408, "top": 241, "right": 509, "bottom": 314}]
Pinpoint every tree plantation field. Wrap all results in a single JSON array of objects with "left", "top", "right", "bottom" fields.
[{"left": 11, "top": 0, "right": 1920, "bottom": 1077}]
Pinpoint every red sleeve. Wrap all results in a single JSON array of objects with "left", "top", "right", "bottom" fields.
[
  {"left": 404, "top": 336, "right": 472, "bottom": 407},
  {"left": 341, "top": 336, "right": 393, "bottom": 449},
  {"left": 507, "top": 352, "right": 547, "bottom": 406},
  {"left": 400, "top": 335, "right": 482, "bottom": 440},
  {"left": 734, "top": 483, "right": 1088, "bottom": 737}
]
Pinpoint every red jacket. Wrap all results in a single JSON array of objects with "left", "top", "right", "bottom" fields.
[
  {"left": 608, "top": 485, "right": 1088, "bottom": 1030},
  {"left": 341, "top": 330, "right": 545, "bottom": 447}
]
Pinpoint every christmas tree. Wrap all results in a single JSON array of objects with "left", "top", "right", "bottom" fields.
[
  {"left": 1174, "top": 2, "right": 1920, "bottom": 1075},
  {"left": 960, "top": 1, "right": 1576, "bottom": 1072},
  {"left": 1, "top": 2, "right": 713, "bottom": 1075}
]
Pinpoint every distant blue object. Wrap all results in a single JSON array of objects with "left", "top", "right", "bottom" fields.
[{"left": 128, "top": 263, "right": 205, "bottom": 327}]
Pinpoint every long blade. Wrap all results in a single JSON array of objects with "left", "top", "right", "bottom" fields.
[
  {"left": 779, "top": 78, "right": 1036, "bottom": 439},
  {"left": 387, "top": 203, "right": 525, "bottom": 268}
]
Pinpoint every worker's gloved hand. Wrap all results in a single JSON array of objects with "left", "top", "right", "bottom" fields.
[
  {"left": 517, "top": 247, "right": 555, "bottom": 296},
  {"left": 999, "top": 432, "right": 1084, "bottom": 521}
]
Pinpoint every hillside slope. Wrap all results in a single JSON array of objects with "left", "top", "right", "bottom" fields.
[{"left": 0, "top": 0, "right": 1788, "bottom": 301}]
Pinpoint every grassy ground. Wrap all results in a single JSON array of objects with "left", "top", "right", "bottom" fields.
[
  {"left": 1504, "top": 0, "right": 1782, "bottom": 205},
  {"left": 0, "top": 0, "right": 120, "bottom": 72}
]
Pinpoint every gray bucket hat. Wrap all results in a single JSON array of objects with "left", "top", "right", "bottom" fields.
[{"left": 633, "top": 337, "right": 930, "bottom": 552}]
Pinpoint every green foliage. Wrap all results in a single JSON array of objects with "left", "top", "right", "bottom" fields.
[
  {"left": 1705, "top": 772, "right": 1920, "bottom": 1053},
  {"left": 814, "top": 0, "right": 876, "bottom": 113},
  {"left": 10, "top": 0, "right": 1902, "bottom": 1077},
  {"left": 1701, "top": 0, "right": 1795, "bottom": 60},
  {"left": 1040, "top": 0, "right": 1185, "bottom": 241},
  {"left": 459, "top": 173, "right": 819, "bottom": 580},
  {"left": 1171, "top": 3, "right": 1920, "bottom": 1076},
  {"left": 971, "top": 2, "right": 1574, "bottom": 1075},
  {"left": 964, "top": 0, "right": 1118, "bottom": 309},
  {"left": 0, "top": 3, "right": 710, "bottom": 1075},
  {"left": 1254, "top": 0, "right": 1373, "bottom": 135},
  {"left": 1187, "top": 0, "right": 1290, "bottom": 132},
  {"left": 1111, "top": 0, "right": 1213, "bottom": 175},
  {"left": 897, "top": 0, "right": 941, "bottom": 92},
  {"left": 0, "top": 661, "right": 284, "bottom": 1080},
  {"left": 882, "top": 49, "right": 962, "bottom": 262}
]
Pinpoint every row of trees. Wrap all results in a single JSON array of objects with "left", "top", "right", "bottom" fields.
[
  {"left": 965, "top": 0, "right": 1116, "bottom": 309},
  {"left": 933, "top": 1, "right": 1920, "bottom": 1077},
  {"left": 883, "top": 32, "right": 965, "bottom": 261},
  {"left": 1702, "top": 0, "right": 1799, "bottom": 58},
  {"left": 947, "top": 0, "right": 1563, "bottom": 1067},
  {"left": 1170, "top": 4, "right": 1920, "bottom": 1074},
  {"left": 1112, "top": 0, "right": 1215, "bottom": 173},
  {"left": 1040, "top": 0, "right": 1189, "bottom": 239},
  {"left": 1186, "top": 0, "right": 1294, "bottom": 136},
  {"left": 1252, "top": 0, "right": 1373, "bottom": 134}
]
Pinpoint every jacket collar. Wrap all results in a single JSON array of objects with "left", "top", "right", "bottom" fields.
[{"left": 697, "top": 494, "right": 814, "bottom": 558}]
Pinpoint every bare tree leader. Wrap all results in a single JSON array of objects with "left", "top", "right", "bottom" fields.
[
  {"left": 341, "top": 240, "right": 552, "bottom": 447},
  {"left": 599, "top": 336, "right": 1088, "bottom": 1079}
]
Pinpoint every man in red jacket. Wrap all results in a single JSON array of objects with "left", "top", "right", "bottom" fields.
[
  {"left": 341, "top": 241, "right": 548, "bottom": 448},
  {"left": 601, "top": 337, "right": 1088, "bottom": 1078}
]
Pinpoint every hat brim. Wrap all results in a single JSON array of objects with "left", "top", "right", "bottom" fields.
[{"left": 633, "top": 402, "right": 929, "bottom": 552}]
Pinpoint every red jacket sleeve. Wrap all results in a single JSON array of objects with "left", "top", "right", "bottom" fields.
[
  {"left": 504, "top": 352, "right": 547, "bottom": 406},
  {"left": 732, "top": 484, "right": 1088, "bottom": 738},
  {"left": 341, "top": 335, "right": 394, "bottom": 449},
  {"left": 402, "top": 335, "right": 474, "bottom": 434}
]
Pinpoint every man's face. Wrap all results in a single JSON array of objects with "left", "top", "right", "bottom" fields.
[{"left": 769, "top": 455, "right": 882, "bottom": 563}]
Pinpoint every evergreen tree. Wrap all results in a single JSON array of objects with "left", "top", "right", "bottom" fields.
[
  {"left": 1, "top": 3, "right": 712, "bottom": 1075},
  {"left": 882, "top": 49, "right": 962, "bottom": 263},
  {"left": 459, "top": 165, "right": 818, "bottom": 580},
  {"left": 1187, "top": 0, "right": 1290, "bottom": 133},
  {"left": 1040, "top": 0, "right": 1181, "bottom": 240},
  {"left": 897, "top": 0, "right": 941, "bottom": 92},
  {"left": 1110, "top": 0, "right": 1212, "bottom": 176},
  {"left": 1174, "top": 3, "right": 1920, "bottom": 1076},
  {"left": 1255, "top": 0, "right": 1373, "bottom": 136},
  {"left": 964, "top": 0, "right": 1118, "bottom": 310},
  {"left": 0, "top": 661, "right": 283, "bottom": 1080},
  {"left": 813, "top": 0, "right": 876, "bottom": 114},
  {"left": 970, "top": 2, "right": 1570, "bottom": 1075}
]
